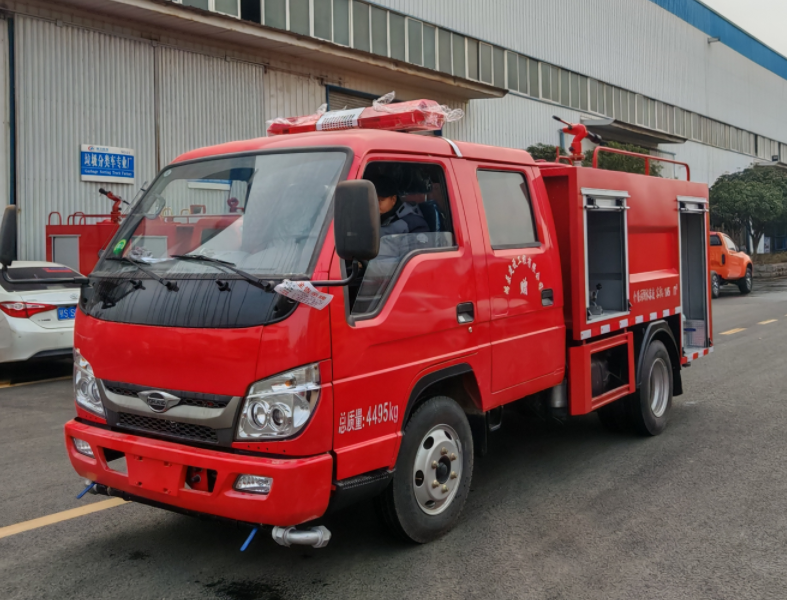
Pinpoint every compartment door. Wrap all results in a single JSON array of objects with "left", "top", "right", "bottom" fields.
[
  {"left": 582, "top": 188, "right": 631, "bottom": 323},
  {"left": 678, "top": 196, "right": 710, "bottom": 350}
]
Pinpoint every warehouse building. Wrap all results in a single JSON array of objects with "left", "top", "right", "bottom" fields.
[{"left": 2, "top": 0, "right": 786, "bottom": 261}]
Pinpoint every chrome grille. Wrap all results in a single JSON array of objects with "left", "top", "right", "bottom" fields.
[{"left": 103, "top": 381, "right": 231, "bottom": 409}]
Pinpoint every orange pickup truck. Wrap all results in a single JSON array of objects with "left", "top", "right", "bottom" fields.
[{"left": 709, "top": 231, "right": 753, "bottom": 298}]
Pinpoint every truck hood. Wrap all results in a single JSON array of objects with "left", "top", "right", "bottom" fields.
[{"left": 75, "top": 304, "right": 331, "bottom": 397}]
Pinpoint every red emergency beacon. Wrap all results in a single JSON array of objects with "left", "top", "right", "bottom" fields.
[{"left": 267, "top": 99, "right": 453, "bottom": 136}]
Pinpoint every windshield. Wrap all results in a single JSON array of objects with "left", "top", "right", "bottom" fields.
[{"left": 93, "top": 150, "right": 348, "bottom": 278}]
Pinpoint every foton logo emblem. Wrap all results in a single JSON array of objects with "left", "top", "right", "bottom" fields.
[{"left": 138, "top": 390, "right": 181, "bottom": 413}]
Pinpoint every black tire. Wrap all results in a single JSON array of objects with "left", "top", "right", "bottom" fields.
[
  {"left": 738, "top": 266, "right": 753, "bottom": 295},
  {"left": 596, "top": 398, "right": 631, "bottom": 432},
  {"left": 711, "top": 272, "right": 720, "bottom": 299},
  {"left": 375, "top": 396, "right": 473, "bottom": 543},
  {"left": 627, "top": 340, "right": 673, "bottom": 437}
]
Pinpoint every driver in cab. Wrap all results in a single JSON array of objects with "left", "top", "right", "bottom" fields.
[{"left": 369, "top": 175, "right": 429, "bottom": 235}]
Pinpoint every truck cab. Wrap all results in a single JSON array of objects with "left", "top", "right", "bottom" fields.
[{"left": 0, "top": 101, "right": 713, "bottom": 547}]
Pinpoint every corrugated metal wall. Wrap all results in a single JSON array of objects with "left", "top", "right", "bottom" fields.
[
  {"left": 660, "top": 140, "right": 754, "bottom": 185},
  {"left": 447, "top": 92, "right": 755, "bottom": 186},
  {"left": 16, "top": 16, "right": 156, "bottom": 261},
  {"left": 647, "top": 0, "right": 787, "bottom": 80},
  {"left": 11, "top": 4, "right": 777, "bottom": 260},
  {"left": 446, "top": 94, "right": 575, "bottom": 152},
  {"left": 371, "top": 0, "right": 787, "bottom": 145},
  {"left": 262, "top": 68, "right": 323, "bottom": 126},
  {"left": 15, "top": 19, "right": 273, "bottom": 260},
  {"left": 157, "top": 47, "right": 267, "bottom": 166}
]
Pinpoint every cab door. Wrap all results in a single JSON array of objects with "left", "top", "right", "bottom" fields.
[
  {"left": 328, "top": 155, "right": 483, "bottom": 481},
  {"left": 709, "top": 233, "right": 724, "bottom": 274},
  {"left": 470, "top": 164, "right": 565, "bottom": 404},
  {"left": 722, "top": 234, "right": 745, "bottom": 279}
]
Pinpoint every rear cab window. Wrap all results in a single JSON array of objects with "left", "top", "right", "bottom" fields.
[
  {"left": 710, "top": 235, "right": 722, "bottom": 247},
  {"left": 476, "top": 170, "right": 539, "bottom": 248},
  {"left": 1, "top": 266, "right": 81, "bottom": 292}
]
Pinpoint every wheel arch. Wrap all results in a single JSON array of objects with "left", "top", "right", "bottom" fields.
[
  {"left": 403, "top": 364, "right": 483, "bottom": 428},
  {"left": 634, "top": 320, "right": 683, "bottom": 397},
  {"left": 403, "top": 364, "right": 486, "bottom": 455}
]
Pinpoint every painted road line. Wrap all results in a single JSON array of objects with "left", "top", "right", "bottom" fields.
[
  {"left": 720, "top": 328, "right": 746, "bottom": 335},
  {"left": 759, "top": 319, "right": 778, "bottom": 325},
  {"left": 0, "top": 376, "right": 71, "bottom": 389},
  {"left": 0, "top": 498, "right": 126, "bottom": 540}
]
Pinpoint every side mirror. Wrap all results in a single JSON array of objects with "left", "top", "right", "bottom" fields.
[
  {"left": 0, "top": 205, "right": 17, "bottom": 267},
  {"left": 333, "top": 180, "right": 380, "bottom": 262}
]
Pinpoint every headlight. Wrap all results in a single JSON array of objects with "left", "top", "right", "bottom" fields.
[
  {"left": 74, "top": 348, "right": 104, "bottom": 417},
  {"left": 236, "top": 364, "right": 321, "bottom": 440}
]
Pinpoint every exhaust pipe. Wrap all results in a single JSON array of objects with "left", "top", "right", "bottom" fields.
[{"left": 271, "top": 525, "right": 331, "bottom": 548}]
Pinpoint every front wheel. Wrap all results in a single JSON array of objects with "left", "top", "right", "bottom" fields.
[
  {"left": 375, "top": 396, "right": 473, "bottom": 543},
  {"left": 627, "top": 340, "right": 673, "bottom": 437},
  {"left": 738, "top": 266, "right": 753, "bottom": 295},
  {"left": 711, "top": 272, "right": 720, "bottom": 299}
]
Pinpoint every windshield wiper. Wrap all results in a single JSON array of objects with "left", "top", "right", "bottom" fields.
[
  {"left": 170, "top": 255, "right": 277, "bottom": 291},
  {"left": 106, "top": 256, "right": 179, "bottom": 291}
]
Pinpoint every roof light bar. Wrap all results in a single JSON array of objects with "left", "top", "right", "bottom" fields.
[{"left": 267, "top": 99, "right": 462, "bottom": 136}]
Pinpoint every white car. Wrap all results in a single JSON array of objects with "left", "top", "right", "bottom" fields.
[{"left": 0, "top": 261, "right": 82, "bottom": 363}]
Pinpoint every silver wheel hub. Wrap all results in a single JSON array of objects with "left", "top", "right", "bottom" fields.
[
  {"left": 412, "top": 424, "right": 462, "bottom": 515},
  {"left": 649, "top": 357, "right": 670, "bottom": 418}
]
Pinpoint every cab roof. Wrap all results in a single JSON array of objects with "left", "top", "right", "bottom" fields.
[{"left": 173, "top": 129, "right": 537, "bottom": 167}]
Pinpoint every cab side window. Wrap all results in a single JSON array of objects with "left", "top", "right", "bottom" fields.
[
  {"left": 348, "top": 162, "right": 456, "bottom": 316},
  {"left": 476, "top": 170, "right": 538, "bottom": 249},
  {"left": 710, "top": 235, "right": 722, "bottom": 247},
  {"left": 723, "top": 235, "right": 737, "bottom": 252}
]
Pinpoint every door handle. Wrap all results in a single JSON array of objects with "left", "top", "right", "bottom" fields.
[
  {"left": 541, "top": 289, "right": 554, "bottom": 307},
  {"left": 721, "top": 254, "right": 726, "bottom": 265},
  {"left": 456, "top": 302, "right": 475, "bottom": 324}
]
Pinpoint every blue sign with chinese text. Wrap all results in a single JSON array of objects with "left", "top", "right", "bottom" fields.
[{"left": 81, "top": 144, "right": 135, "bottom": 184}]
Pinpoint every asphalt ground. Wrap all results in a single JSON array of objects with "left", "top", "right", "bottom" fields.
[{"left": 1, "top": 279, "right": 787, "bottom": 600}]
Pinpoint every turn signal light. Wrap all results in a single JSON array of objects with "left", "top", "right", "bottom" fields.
[{"left": 0, "top": 301, "right": 57, "bottom": 319}]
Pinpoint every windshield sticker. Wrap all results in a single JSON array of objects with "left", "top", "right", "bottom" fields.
[
  {"left": 112, "top": 239, "right": 127, "bottom": 255},
  {"left": 274, "top": 280, "right": 334, "bottom": 310}
]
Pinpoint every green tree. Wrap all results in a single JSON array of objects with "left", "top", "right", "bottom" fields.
[
  {"left": 525, "top": 143, "right": 560, "bottom": 162},
  {"left": 710, "top": 166, "right": 787, "bottom": 254},
  {"left": 526, "top": 140, "right": 663, "bottom": 176},
  {"left": 582, "top": 140, "right": 662, "bottom": 177}
]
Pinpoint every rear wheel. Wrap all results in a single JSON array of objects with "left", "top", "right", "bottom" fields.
[
  {"left": 711, "top": 272, "right": 720, "bottom": 299},
  {"left": 738, "top": 266, "right": 753, "bottom": 295},
  {"left": 375, "top": 396, "right": 473, "bottom": 543},
  {"left": 627, "top": 340, "right": 673, "bottom": 436}
]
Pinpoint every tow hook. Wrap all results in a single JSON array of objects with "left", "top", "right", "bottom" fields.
[{"left": 271, "top": 525, "right": 331, "bottom": 548}]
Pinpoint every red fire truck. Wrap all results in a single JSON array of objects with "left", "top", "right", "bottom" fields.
[{"left": 0, "top": 99, "right": 713, "bottom": 549}]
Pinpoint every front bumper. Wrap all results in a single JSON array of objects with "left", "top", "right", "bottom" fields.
[{"left": 65, "top": 420, "right": 333, "bottom": 526}]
